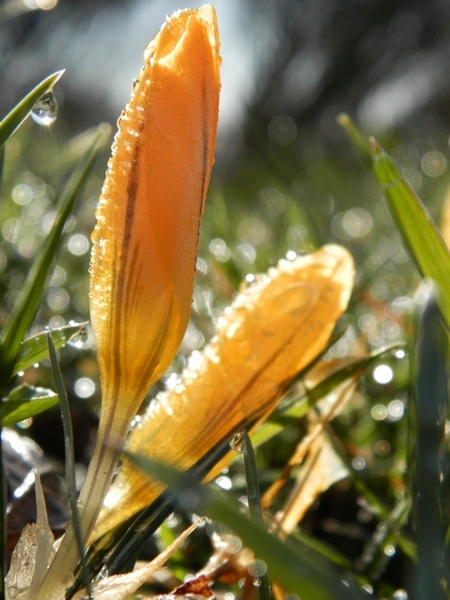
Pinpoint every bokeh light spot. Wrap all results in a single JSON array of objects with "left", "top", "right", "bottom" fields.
[
  {"left": 68, "top": 233, "right": 89, "bottom": 255},
  {"left": 12, "top": 183, "right": 33, "bottom": 206},
  {"left": 234, "top": 242, "right": 256, "bottom": 265},
  {"left": 47, "top": 288, "right": 70, "bottom": 311},
  {"left": 375, "top": 440, "right": 391, "bottom": 455},
  {"left": 373, "top": 364, "right": 393, "bottom": 384},
  {"left": 50, "top": 265, "right": 67, "bottom": 287},
  {"left": 387, "top": 399, "right": 405, "bottom": 421},
  {"left": 238, "top": 217, "right": 269, "bottom": 246},
  {"left": 2, "top": 218, "right": 22, "bottom": 243},
  {"left": 268, "top": 115, "right": 297, "bottom": 145},
  {"left": 209, "top": 238, "right": 231, "bottom": 262},
  {"left": 352, "top": 456, "right": 366, "bottom": 470},
  {"left": 421, "top": 150, "right": 447, "bottom": 177},
  {"left": 372, "top": 404, "right": 388, "bottom": 421},
  {"left": 332, "top": 208, "right": 373, "bottom": 240},
  {"left": 74, "top": 377, "right": 96, "bottom": 399}
]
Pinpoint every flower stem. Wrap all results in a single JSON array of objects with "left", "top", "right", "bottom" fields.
[{"left": 36, "top": 417, "right": 127, "bottom": 600}]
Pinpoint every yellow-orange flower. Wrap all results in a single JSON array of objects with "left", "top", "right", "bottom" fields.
[
  {"left": 37, "top": 7, "right": 220, "bottom": 598},
  {"left": 91, "top": 244, "right": 354, "bottom": 541},
  {"left": 91, "top": 5, "right": 221, "bottom": 433}
]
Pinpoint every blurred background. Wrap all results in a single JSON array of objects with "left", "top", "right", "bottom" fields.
[{"left": 1, "top": 0, "right": 449, "bottom": 592}]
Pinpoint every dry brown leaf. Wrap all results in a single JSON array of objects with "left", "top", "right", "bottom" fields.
[
  {"left": 73, "top": 520, "right": 201, "bottom": 600},
  {"left": 91, "top": 244, "right": 354, "bottom": 542},
  {"left": 172, "top": 574, "right": 214, "bottom": 597},
  {"left": 264, "top": 373, "right": 358, "bottom": 533},
  {"left": 275, "top": 427, "right": 348, "bottom": 534},
  {"left": 6, "top": 474, "right": 55, "bottom": 599},
  {"left": 262, "top": 358, "right": 363, "bottom": 508}
]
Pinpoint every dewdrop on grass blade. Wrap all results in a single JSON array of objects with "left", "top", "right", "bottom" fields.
[
  {"left": 36, "top": 6, "right": 220, "bottom": 599},
  {"left": 31, "top": 91, "right": 58, "bottom": 126}
]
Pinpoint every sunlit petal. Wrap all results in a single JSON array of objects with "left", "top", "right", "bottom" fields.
[
  {"left": 91, "top": 5, "right": 221, "bottom": 429},
  {"left": 38, "top": 8, "right": 220, "bottom": 597},
  {"left": 92, "top": 244, "right": 355, "bottom": 541}
]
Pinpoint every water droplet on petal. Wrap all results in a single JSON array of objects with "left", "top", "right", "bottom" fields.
[
  {"left": 230, "top": 432, "right": 245, "bottom": 452},
  {"left": 31, "top": 91, "right": 58, "bottom": 126},
  {"left": 286, "top": 250, "right": 297, "bottom": 261}
]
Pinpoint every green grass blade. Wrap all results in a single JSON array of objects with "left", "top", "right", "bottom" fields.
[
  {"left": 127, "top": 454, "right": 367, "bottom": 600},
  {"left": 47, "top": 334, "right": 92, "bottom": 599},
  {"left": 0, "top": 71, "right": 65, "bottom": 147},
  {"left": 1, "top": 384, "right": 58, "bottom": 426},
  {"left": 293, "top": 529, "right": 354, "bottom": 570},
  {"left": 337, "top": 114, "right": 372, "bottom": 164},
  {"left": 96, "top": 440, "right": 232, "bottom": 583},
  {"left": 409, "top": 282, "right": 448, "bottom": 599},
  {"left": 243, "top": 431, "right": 265, "bottom": 527},
  {"left": 0, "top": 123, "right": 110, "bottom": 398},
  {"left": 371, "top": 138, "right": 450, "bottom": 327},
  {"left": 251, "top": 344, "right": 403, "bottom": 450},
  {"left": 327, "top": 424, "right": 416, "bottom": 561},
  {"left": 13, "top": 323, "right": 87, "bottom": 376},
  {"left": 0, "top": 144, "right": 5, "bottom": 186},
  {"left": 242, "top": 431, "right": 271, "bottom": 600}
]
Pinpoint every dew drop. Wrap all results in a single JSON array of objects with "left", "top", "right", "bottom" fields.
[
  {"left": 244, "top": 273, "right": 257, "bottom": 287},
  {"left": 31, "top": 91, "right": 58, "bottom": 126},
  {"left": 230, "top": 432, "right": 245, "bottom": 452},
  {"left": 286, "top": 250, "right": 297, "bottom": 261}
]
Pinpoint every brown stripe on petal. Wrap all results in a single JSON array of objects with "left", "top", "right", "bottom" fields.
[
  {"left": 109, "top": 143, "right": 141, "bottom": 396},
  {"left": 133, "top": 295, "right": 176, "bottom": 403}
]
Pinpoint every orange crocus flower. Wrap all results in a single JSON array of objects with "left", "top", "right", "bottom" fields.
[
  {"left": 91, "top": 244, "right": 354, "bottom": 542},
  {"left": 37, "top": 7, "right": 220, "bottom": 598},
  {"left": 92, "top": 4, "right": 221, "bottom": 437}
]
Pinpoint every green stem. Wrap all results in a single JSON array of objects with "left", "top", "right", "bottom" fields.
[{"left": 36, "top": 419, "right": 127, "bottom": 600}]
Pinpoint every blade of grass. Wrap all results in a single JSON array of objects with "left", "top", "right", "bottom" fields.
[
  {"left": 98, "top": 437, "right": 233, "bottom": 581},
  {"left": 12, "top": 322, "right": 87, "bottom": 376},
  {"left": 0, "top": 123, "right": 110, "bottom": 399},
  {"left": 0, "top": 71, "right": 64, "bottom": 148},
  {"left": 326, "top": 424, "right": 416, "bottom": 561},
  {"left": 127, "top": 453, "right": 367, "bottom": 600},
  {"left": 409, "top": 282, "right": 448, "bottom": 600},
  {"left": 371, "top": 138, "right": 450, "bottom": 327},
  {"left": 1, "top": 384, "right": 58, "bottom": 426},
  {"left": 337, "top": 114, "right": 372, "bottom": 164},
  {"left": 0, "top": 144, "right": 4, "bottom": 187},
  {"left": 66, "top": 438, "right": 235, "bottom": 597},
  {"left": 293, "top": 528, "right": 354, "bottom": 570},
  {"left": 47, "top": 334, "right": 92, "bottom": 599},
  {"left": 242, "top": 430, "right": 271, "bottom": 600},
  {"left": 251, "top": 343, "right": 403, "bottom": 450}
]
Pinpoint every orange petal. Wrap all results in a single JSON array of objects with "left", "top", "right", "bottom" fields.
[
  {"left": 90, "top": 5, "right": 221, "bottom": 429},
  {"left": 92, "top": 244, "right": 355, "bottom": 541}
]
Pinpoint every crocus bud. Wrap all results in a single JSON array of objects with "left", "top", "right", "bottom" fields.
[
  {"left": 91, "top": 244, "right": 354, "bottom": 541},
  {"left": 38, "top": 7, "right": 220, "bottom": 598},
  {"left": 91, "top": 4, "right": 221, "bottom": 433}
]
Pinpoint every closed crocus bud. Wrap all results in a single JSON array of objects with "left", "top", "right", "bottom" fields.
[
  {"left": 91, "top": 244, "right": 355, "bottom": 542},
  {"left": 92, "top": 4, "right": 221, "bottom": 434},
  {"left": 38, "top": 7, "right": 220, "bottom": 598}
]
